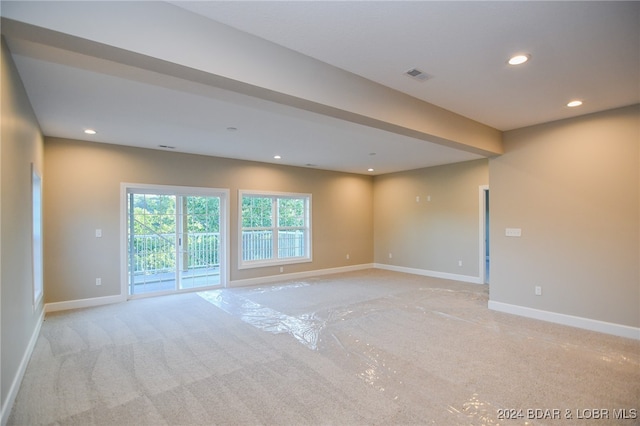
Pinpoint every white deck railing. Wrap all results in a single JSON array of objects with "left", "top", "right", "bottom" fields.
[
  {"left": 132, "top": 230, "right": 305, "bottom": 275},
  {"left": 241, "top": 230, "right": 305, "bottom": 261},
  {"left": 132, "top": 232, "right": 219, "bottom": 275}
]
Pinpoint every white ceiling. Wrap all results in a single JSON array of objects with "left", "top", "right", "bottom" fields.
[
  {"left": 3, "top": 1, "right": 639, "bottom": 175},
  {"left": 175, "top": 1, "right": 639, "bottom": 131}
]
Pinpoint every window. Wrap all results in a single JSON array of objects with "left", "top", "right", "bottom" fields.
[
  {"left": 32, "top": 164, "right": 43, "bottom": 307},
  {"left": 239, "top": 191, "right": 311, "bottom": 268}
]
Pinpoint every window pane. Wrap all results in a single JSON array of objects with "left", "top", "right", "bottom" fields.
[
  {"left": 278, "top": 229, "right": 305, "bottom": 258},
  {"left": 187, "top": 214, "right": 220, "bottom": 234},
  {"left": 278, "top": 198, "right": 305, "bottom": 227},
  {"left": 242, "top": 196, "right": 273, "bottom": 228},
  {"left": 242, "top": 230, "right": 274, "bottom": 261},
  {"left": 137, "top": 194, "right": 176, "bottom": 233},
  {"left": 130, "top": 194, "right": 177, "bottom": 290},
  {"left": 32, "top": 167, "right": 43, "bottom": 304},
  {"left": 187, "top": 196, "right": 207, "bottom": 215}
]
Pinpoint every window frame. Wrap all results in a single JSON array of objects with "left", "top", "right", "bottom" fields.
[{"left": 238, "top": 190, "right": 312, "bottom": 269}]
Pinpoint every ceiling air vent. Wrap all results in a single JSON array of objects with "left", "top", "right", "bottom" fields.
[{"left": 405, "top": 68, "right": 431, "bottom": 81}]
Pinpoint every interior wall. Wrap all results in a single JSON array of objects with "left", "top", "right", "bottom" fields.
[
  {"left": 373, "top": 159, "right": 489, "bottom": 279},
  {"left": 490, "top": 104, "right": 640, "bottom": 328},
  {"left": 0, "top": 37, "right": 45, "bottom": 420},
  {"left": 43, "top": 137, "right": 374, "bottom": 304}
]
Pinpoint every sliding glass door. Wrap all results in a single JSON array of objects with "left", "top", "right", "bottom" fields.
[{"left": 126, "top": 186, "right": 227, "bottom": 297}]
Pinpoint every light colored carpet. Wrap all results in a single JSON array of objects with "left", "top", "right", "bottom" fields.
[{"left": 8, "top": 269, "right": 639, "bottom": 425}]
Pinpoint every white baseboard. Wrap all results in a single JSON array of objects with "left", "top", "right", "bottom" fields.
[
  {"left": 45, "top": 294, "right": 126, "bottom": 313},
  {"left": 228, "top": 263, "right": 374, "bottom": 288},
  {"left": 488, "top": 300, "right": 640, "bottom": 340},
  {"left": 374, "top": 263, "right": 483, "bottom": 284},
  {"left": 1, "top": 307, "right": 45, "bottom": 426},
  {"left": 43, "top": 265, "right": 374, "bottom": 311},
  {"left": 41, "top": 272, "right": 637, "bottom": 341}
]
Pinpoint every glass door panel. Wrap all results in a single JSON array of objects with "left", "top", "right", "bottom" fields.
[
  {"left": 128, "top": 193, "right": 177, "bottom": 295},
  {"left": 179, "top": 196, "right": 221, "bottom": 289},
  {"left": 127, "top": 190, "right": 223, "bottom": 296}
]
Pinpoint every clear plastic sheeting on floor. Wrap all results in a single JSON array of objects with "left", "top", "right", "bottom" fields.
[
  {"left": 198, "top": 287, "right": 326, "bottom": 350},
  {"left": 198, "top": 273, "right": 490, "bottom": 353},
  {"left": 12, "top": 269, "right": 637, "bottom": 425},
  {"left": 195, "top": 269, "right": 639, "bottom": 425}
]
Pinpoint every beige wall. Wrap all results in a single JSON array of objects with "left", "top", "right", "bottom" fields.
[
  {"left": 0, "top": 38, "right": 45, "bottom": 418},
  {"left": 43, "top": 138, "right": 374, "bottom": 303},
  {"left": 490, "top": 105, "right": 639, "bottom": 328},
  {"left": 373, "top": 159, "right": 489, "bottom": 278}
]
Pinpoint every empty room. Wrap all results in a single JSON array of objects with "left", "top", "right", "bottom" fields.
[{"left": 1, "top": 1, "right": 638, "bottom": 425}]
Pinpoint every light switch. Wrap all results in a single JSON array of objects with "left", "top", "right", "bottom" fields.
[
  {"left": 95, "top": 229, "right": 102, "bottom": 238},
  {"left": 505, "top": 228, "right": 522, "bottom": 237}
]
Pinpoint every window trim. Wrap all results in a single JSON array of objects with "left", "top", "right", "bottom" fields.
[{"left": 238, "top": 190, "right": 312, "bottom": 269}]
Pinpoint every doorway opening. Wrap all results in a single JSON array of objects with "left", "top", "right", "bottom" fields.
[
  {"left": 479, "top": 185, "right": 490, "bottom": 284},
  {"left": 123, "top": 184, "right": 228, "bottom": 298}
]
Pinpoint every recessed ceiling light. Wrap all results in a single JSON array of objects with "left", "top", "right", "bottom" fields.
[
  {"left": 567, "top": 100, "right": 583, "bottom": 107},
  {"left": 368, "top": 168, "right": 374, "bottom": 172},
  {"left": 274, "top": 155, "right": 282, "bottom": 160},
  {"left": 84, "top": 129, "right": 97, "bottom": 135},
  {"left": 508, "top": 54, "right": 530, "bottom": 65}
]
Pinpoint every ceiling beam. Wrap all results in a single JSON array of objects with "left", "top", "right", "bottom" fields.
[{"left": 1, "top": 1, "right": 503, "bottom": 156}]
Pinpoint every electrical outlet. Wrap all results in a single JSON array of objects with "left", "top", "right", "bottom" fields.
[
  {"left": 96, "top": 278, "right": 102, "bottom": 286},
  {"left": 535, "top": 286, "right": 542, "bottom": 296},
  {"left": 346, "top": 254, "right": 350, "bottom": 260},
  {"left": 458, "top": 260, "right": 463, "bottom": 267},
  {"left": 388, "top": 253, "right": 393, "bottom": 259},
  {"left": 279, "top": 266, "right": 284, "bottom": 273},
  {"left": 95, "top": 229, "right": 102, "bottom": 238}
]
